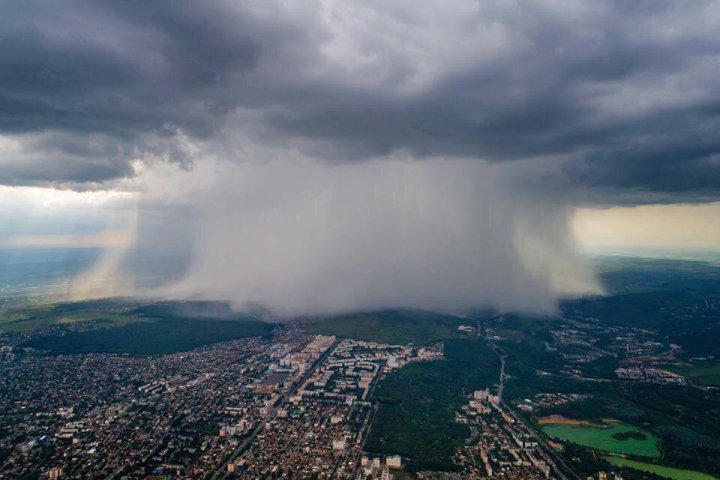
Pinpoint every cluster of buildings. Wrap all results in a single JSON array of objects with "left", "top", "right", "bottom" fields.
[
  {"left": 0, "top": 334, "right": 313, "bottom": 479},
  {"left": 546, "top": 328, "right": 609, "bottom": 364},
  {"left": 515, "top": 393, "right": 592, "bottom": 413},
  {"left": 614, "top": 366, "right": 687, "bottom": 385},
  {"left": 229, "top": 339, "right": 440, "bottom": 479},
  {"left": 453, "top": 390, "right": 557, "bottom": 479},
  {"left": 542, "top": 318, "right": 690, "bottom": 386},
  {"left": 0, "top": 327, "right": 446, "bottom": 480},
  {"left": 229, "top": 394, "right": 361, "bottom": 478},
  {"left": 549, "top": 319, "right": 669, "bottom": 361},
  {"left": 588, "top": 472, "right": 623, "bottom": 480},
  {"left": 609, "top": 331, "right": 667, "bottom": 358},
  {"left": 359, "top": 455, "right": 403, "bottom": 480}
]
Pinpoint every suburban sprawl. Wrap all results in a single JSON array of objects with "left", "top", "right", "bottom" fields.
[{"left": 1, "top": 256, "right": 720, "bottom": 480}]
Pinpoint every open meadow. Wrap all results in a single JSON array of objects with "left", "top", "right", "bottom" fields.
[{"left": 542, "top": 422, "right": 660, "bottom": 458}]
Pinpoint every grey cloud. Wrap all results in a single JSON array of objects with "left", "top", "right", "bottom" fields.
[
  {"left": 0, "top": 0, "right": 719, "bottom": 203},
  {"left": 0, "top": 0, "right": 260, "bottom": 184}
]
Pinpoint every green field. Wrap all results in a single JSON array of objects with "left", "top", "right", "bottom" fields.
[
  {"left": 606, "top": 457, "right": 719, "bottom": 480},
  {"left": 0, "top": 299, "right": 143, "bottom": 333},
  {"left": 308, "top": 309, "right": 473, "bottom": 345},
  {"left": 668, "top": 361, "right": 720, "bottom": 386},
  {"left": 542, "top": 422, "right": 660, "bottom": 458}
]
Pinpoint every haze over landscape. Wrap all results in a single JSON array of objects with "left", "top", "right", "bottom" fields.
[{"left": 2, "top": 0, "right": 720, "bottom": 314}]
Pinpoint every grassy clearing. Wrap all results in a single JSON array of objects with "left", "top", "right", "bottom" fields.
[
  {"left": 606, "top": 457, "right": 719, "bottom": 480},
  {"left": 542, "top": 422, "right": 660, "bottom": 458},
  {"left": 0, "top": 300, "right": 127, "bottom": 333}
]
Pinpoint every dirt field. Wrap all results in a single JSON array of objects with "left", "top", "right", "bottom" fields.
[{"left": 537, "top": 415, "right": 607, "bottom": 427}]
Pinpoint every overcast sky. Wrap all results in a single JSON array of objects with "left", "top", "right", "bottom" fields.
[
  {"left": 1, "top": 0, "right": 719, "bottom": 201},
  {"left": 1, "top": 0, "right": 719, "bottom": 312}
]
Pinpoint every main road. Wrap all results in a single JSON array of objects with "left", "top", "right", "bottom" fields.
[
  {"left": 209, "top": 339, "right": 339, "bottom": 480},
  {"left": 486, "top": 339, "right": 581, "bottom": 480},
  {"left": 347, "top": 359, "right": 387, "bottom": 479}
]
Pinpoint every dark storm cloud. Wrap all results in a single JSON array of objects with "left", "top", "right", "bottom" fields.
[
  {"left": 0, "top": 0, "right": 260, "bottom": 185},
  {"left": 1, "top": 0, "right": 719, "bottom": 203}
]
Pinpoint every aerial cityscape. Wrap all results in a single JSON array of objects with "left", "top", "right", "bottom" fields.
[
  {"left": 2, "top": 257, "right": 720, "bottom": 480},
  {"left": 2, "top": 1, "right": 720, "bottom": 479}
]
